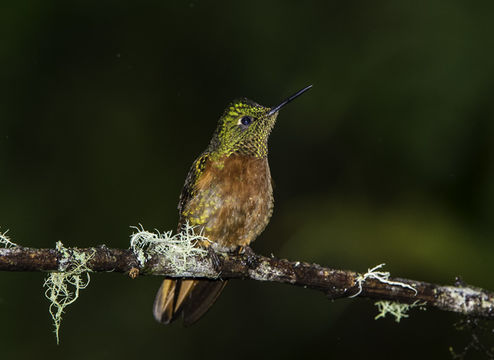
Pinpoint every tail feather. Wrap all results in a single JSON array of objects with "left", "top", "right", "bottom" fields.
[
  {"left": 153, "top": 279, "right": 179, "bottom": 324},
  {"left": 153, "top": 279, "right": 227, "bottom": 325},
  {"left": 182, "top": 280, "right": 228, "bottom": 326}
]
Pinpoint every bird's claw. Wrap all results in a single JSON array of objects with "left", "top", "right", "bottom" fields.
[
  {"left": 208, "top": 246, "right": 222, "bottom": 272},
  {"left": 241, "top": 246, "right": 259, "bottom": 268}
]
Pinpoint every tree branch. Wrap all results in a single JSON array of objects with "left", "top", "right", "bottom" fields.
[{"left": 1, "top": 245, "right": 493, "bottom": 319}]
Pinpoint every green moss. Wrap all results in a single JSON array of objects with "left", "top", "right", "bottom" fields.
[
  {"left": 43, "top": 241, "right": 93, "bottom": 344},
  {"left": 0, "top": 229, "right": 17, "bottom": 248},
  {"left": 374, "top": 300, "right": 426, "bottom": 323},
  {"left": 130, "top": 222, "right": 208, "bottom": 273}
]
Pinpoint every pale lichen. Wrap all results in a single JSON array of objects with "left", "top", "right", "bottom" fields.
[
  {"left": 374, "top": 300, "right": 426, "bottom": 322},
  {"left": 349, "top": 263, "right": 418, "bottom": 298},
  {"left": 130, "top": 222, "right": 208, "bottom": 273},
  {"left": 249, "top": 260, "right": 287, "bottom": 282},
  {"left": 435, "top": 286, "right": 493, "bottom": 315},
  {"left": 43, "top": 241, "right": 93, "bottom": 344},
  {"left": 0, "top": 229, "right": 17, "bottom": 248}
]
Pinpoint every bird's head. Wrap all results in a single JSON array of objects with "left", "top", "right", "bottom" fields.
[{"left": 207, "top": 85, "right": 312, "bottom": 159}]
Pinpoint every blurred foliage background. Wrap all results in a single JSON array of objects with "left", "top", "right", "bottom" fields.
[{"left": 1, "top": 1, "right": 493, "bottom": 359}]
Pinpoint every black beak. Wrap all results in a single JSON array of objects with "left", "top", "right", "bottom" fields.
[{"left": 267, "top": 85, "right": 313, "bottom": 116}]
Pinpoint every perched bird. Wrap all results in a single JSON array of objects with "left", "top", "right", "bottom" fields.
[{"left": 153, "top": 85, "right": 312, "bottom": 325}]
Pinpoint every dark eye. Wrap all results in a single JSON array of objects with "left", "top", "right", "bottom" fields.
[{"left": 240, "top": 116, "right": 252, "bottom": 126}]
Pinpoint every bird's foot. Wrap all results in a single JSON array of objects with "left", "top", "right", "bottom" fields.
[
  {"left": 207, "top": 246, "right": 222, "bottom": 273},
  {"left": 240, "top": 246, "right": 259, "bottom": 268}
]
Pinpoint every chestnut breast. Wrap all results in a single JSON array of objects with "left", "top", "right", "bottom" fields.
[{"left": 180, "top": 154, "right": 273, "bottom": 249}]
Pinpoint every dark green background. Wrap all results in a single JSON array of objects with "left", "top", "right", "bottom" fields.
[{"left": 1, "top": 1, "right": 493, "bottom": 359}]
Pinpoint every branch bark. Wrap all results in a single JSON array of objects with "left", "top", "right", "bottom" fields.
[{"left": 1, "top": 245, "right": 493, "bottom": 319}]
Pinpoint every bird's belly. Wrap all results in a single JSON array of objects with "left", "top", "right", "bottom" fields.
[
  {"left": 185, "top": 185, "right": 272, "bottom": 249},
  {"left": 181, "top": 157, "right": 273, "bottom": 249}
]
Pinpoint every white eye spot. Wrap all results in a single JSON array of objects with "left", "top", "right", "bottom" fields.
[{"left": 237, "top": 116, "right": 253, "bottom": 126}]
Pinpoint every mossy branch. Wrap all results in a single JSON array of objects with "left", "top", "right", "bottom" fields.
[{"left": 1, "top": 236, "right": 493, "bottom": 320}]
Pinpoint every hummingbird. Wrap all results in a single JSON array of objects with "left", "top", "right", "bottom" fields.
[{"left": 153, "top": 85, "right": 313, "bottom": 325}]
